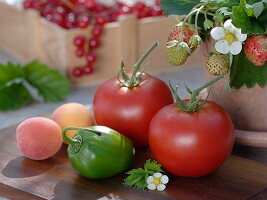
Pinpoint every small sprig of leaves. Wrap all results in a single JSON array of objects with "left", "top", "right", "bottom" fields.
[
  {"left": 124, "top": 160, "right": 164, "bottom": 189},
  {"left": 0, "top": 61, "right": 71, "bottom": 111}
]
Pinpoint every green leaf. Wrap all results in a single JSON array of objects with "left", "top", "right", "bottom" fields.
[
  {"left": 0, "top": 62, "right": 24, "bottom": 87},
  {"left": 24, "top": 61, "right": 71, "bottom": 102},
  {"left": 124, "top": 169, "right": 148, "bottom": 189},
  {"left": 232, "top": 0, "right": 265, "bottom": 34},
  {"left": 123, "top": 160, "right": 164, "bottom": 189},
  {"left": 144, "top": 160, "right": 164, "bottom": 173},
  {"left": 217, "top": 7, "right": 233, "bottom": 16},
  {"left": 0, "top": 83, "right": 33, "bottom": 111},
  {"left": 0, "top": 62, "right": 33, "bottom": 111},
  {"left": 230, "top": 51, "right": 267, "bottom": 89},
  {"left": 201, "top": 0, "right": 239, "bottom": 7},
  {"left": 252, "top": 1, "right": 265, "bottom": 18},
  {"left": 160, "top": 0, "right": 200, "bottom": 16}
]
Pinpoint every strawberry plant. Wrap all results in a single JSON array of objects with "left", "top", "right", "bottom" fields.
[{"left": 161, "top": 0, "right": 267, "bottom": 89}]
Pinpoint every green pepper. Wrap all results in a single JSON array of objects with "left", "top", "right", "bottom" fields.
[{"left": 62, "top": 126, "right": 135, "bottom": 179}]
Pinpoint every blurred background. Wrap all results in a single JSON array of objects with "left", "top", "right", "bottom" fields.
[{"left": 0, "top": 0, "right": 204, "bottom": 129}]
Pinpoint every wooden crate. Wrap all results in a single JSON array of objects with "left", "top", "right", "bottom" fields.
[{"left": 0, "top": 2, "right": 204, "bottom": 87}]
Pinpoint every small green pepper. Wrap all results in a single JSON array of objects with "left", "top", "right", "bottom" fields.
[{"left": 62, "top": 126, "right": 135, "bottom": 179}]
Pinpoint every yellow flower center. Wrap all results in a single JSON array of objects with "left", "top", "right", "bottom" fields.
[
  {"left": 152, "top": 177, "right": 161, "bottom": 186},
  {"left": 224, "top": 32, "right": 236, "bottom": 44}
]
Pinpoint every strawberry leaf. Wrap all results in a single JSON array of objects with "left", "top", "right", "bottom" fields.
[
  {"left": 24, "top": 61, "right": 71, "bottom": 102},
  {"left": 0, "top": 63, "right": 33, "bottom": 111},
  {"left": 0, "top": 62, "right": 24, "bottom": 87},
  {"left": 230, "top": 50, "right": 267, "bottom": 89},
  {"left": 0, "top": 83, "right": 33, "bottom": 111},
  {"left": 123, "top": 160, "right": 164, "bottom": 189},
  {"left": 160, "top": 0, "right": 200, "bottom": 16}
]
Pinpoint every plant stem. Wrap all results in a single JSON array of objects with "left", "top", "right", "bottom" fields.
[
  {"left": 194, "top": 6, "right": 204, "bottom": 34},
  {"left": 128, "top": 42, "right": 159, "bottom": 87},
  {"left": 62, "top": 127, "right": 84, "bottom": 146}
]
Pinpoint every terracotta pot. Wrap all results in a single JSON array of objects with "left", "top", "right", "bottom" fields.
[{"left": 206, "top": 73, "right": 267, "bottom": 132}]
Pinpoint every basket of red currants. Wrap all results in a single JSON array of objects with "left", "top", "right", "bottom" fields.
[{"left": 0, "top": 0, "right": 183, "bottom": 87}]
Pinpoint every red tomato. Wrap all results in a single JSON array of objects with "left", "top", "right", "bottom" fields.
[
  {"left": 149, "top": 100, "right": 235, "bottom": 177},
  {"left": 93, "top": 73, "right": 173, "bottom": 147}
]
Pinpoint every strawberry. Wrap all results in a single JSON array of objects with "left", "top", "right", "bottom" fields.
[
  {"left": 167, "top": 24, "right": 195, "bottom": 43},
  {"left": 244, "top": 35, "right": 267, "bottom": 66},
  {"left": 167, "top": 41, "right": 191, "bottom": 66},
  {"left": 206, "top": 53, "right": 230, "bottom": 76}
]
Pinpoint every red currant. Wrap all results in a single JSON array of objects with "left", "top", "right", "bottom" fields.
[
  {"left": 83, "top": 65, "right": 94, "bottom": 75},
  {"left": 75, "top": 48, "right": 84, "bottom": 57},
  {"left": 91, "top": 25, "right": 103, "bottom": 38},
  {"left": 73, "top": 35, "right": 86, "bottom": 47},
  {"left": 86, "top": 52, "right": 97, "bottom": 64},
  {"left": 95, "top": 15, "right": 107, "bottom": 26},
  {"left": 72, "top": 67, "right": 83, "bottom": 77},
  {"left": 151, "top": 5, "right": 163, "bottom": 16},
  {"left": 134, "top": 2, "right": 146, "bottom": 12},
  {"left": 88, "top": 38, "right": 100, "bottom": 49},
  {"left": 23, "top": 0, "right": 33, "bottom": 9},
  {"left": 77, "top": 13, "right": 91, "bottom": 29}
]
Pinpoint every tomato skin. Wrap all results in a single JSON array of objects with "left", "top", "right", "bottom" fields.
[
  {"left": 93, "top": 73, "right": 173, "bottom": 147},
  {"left": 149, "top": 100, "right": 235, "bottom": 177}
]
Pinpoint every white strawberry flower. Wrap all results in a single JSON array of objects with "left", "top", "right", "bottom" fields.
[
  {"left": 210, "top": 19, "right": 247, "bottom": 55},
  {"left": 146, "top": 172, "right": 169, "bottom": 191}
]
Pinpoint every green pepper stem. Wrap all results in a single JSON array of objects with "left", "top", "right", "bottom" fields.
[{"left": 62, "top": 127, "right": 85, "bottom": 145}]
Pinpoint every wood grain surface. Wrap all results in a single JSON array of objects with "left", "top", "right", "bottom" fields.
[{"left": 1, "top": 124, "right": 267, "bottom": 200}]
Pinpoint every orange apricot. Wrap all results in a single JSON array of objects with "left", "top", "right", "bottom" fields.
[{"left": 51, "top": 103, "right": 94, "bottom": 141}]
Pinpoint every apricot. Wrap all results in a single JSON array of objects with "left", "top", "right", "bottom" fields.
[
  {"left": 16, "top": 117, "right": 62, "bottom": 160},
  {"left": 51, "top": 103, "right": 94, "bottom": 140}
]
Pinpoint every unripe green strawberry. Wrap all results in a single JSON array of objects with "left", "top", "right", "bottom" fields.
[
  {"left": 206, "top": 53, "right": 230, "bottom": 76},
  {"left": 167, "top": 41, "right": 191, "bottom": 66},
  {"left": 244, "top": 35, "right": 267, "bottom": 66}
]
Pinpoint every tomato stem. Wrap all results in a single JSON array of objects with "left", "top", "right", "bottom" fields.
[
  {"left": 117, "top": 42, "right": 159, "bottom": 88},
  {"left": 170, "top": 74, "right": 224, "bottom": 112}
]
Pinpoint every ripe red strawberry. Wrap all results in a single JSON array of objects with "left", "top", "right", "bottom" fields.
[
  {"left": 167, "top": 24, "right": 195, "bottom": 43},
  {"left": 244, "top": 35, "right": 267, "bottom": 66}
]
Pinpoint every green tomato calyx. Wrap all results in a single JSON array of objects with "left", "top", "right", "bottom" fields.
[
  {"left": 169, "top": 74, "right": 224, "bottom": 112},
  {"left": 117, "top": 42, "right": 159, "bottom": 88}
]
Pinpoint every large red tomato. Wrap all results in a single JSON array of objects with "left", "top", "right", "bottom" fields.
[
  {"left": 149, "top": 100, "right": 235, "bottom": 177},
  {"left": 93, "top": 73, "right": 173, "bottom": 147}
]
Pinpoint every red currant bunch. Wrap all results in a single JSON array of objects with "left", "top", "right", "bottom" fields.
[{"left": 23, "top": 0, "right": 163, "bottom": 78}]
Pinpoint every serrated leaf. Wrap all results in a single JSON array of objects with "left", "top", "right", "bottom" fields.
[
  {"left": 160, "top": 0, "right": 199, "bottom": 16},
  {"left": 0, "top": 62, "right": 24, "bottom": 87},
  {"left": 230, "top": 51, "right": 267, "bottom": 89},
  {"left": 0, "top": 83, "right": 33, "bottom": 111},
  {"left": 232, "top": 0, "right": 265, "bottom": 34},
  {"left": 144, "top": 160, "right": 164, "bottom": 173},
  {"left": 124, "top": 168, "right": 148, "bottom": 189},
  {"left": 252, "top": 1, "right": 264, "bottom": 18},
  {"left": 124, "top": 160, "right": 164, "bottom": 189},
  {"left": 24, "top": 61, "right": 71, "bottom": 102},
  {"left": 200, "top": 0, "right": 239, "bottom": 7},
  {"left": 217, "top": 7, "right": 232, "bottom": 16}
]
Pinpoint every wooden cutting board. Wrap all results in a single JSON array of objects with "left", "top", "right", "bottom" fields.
[{"left": 1, "top": 123, "right": 267, "bottom": 200}]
